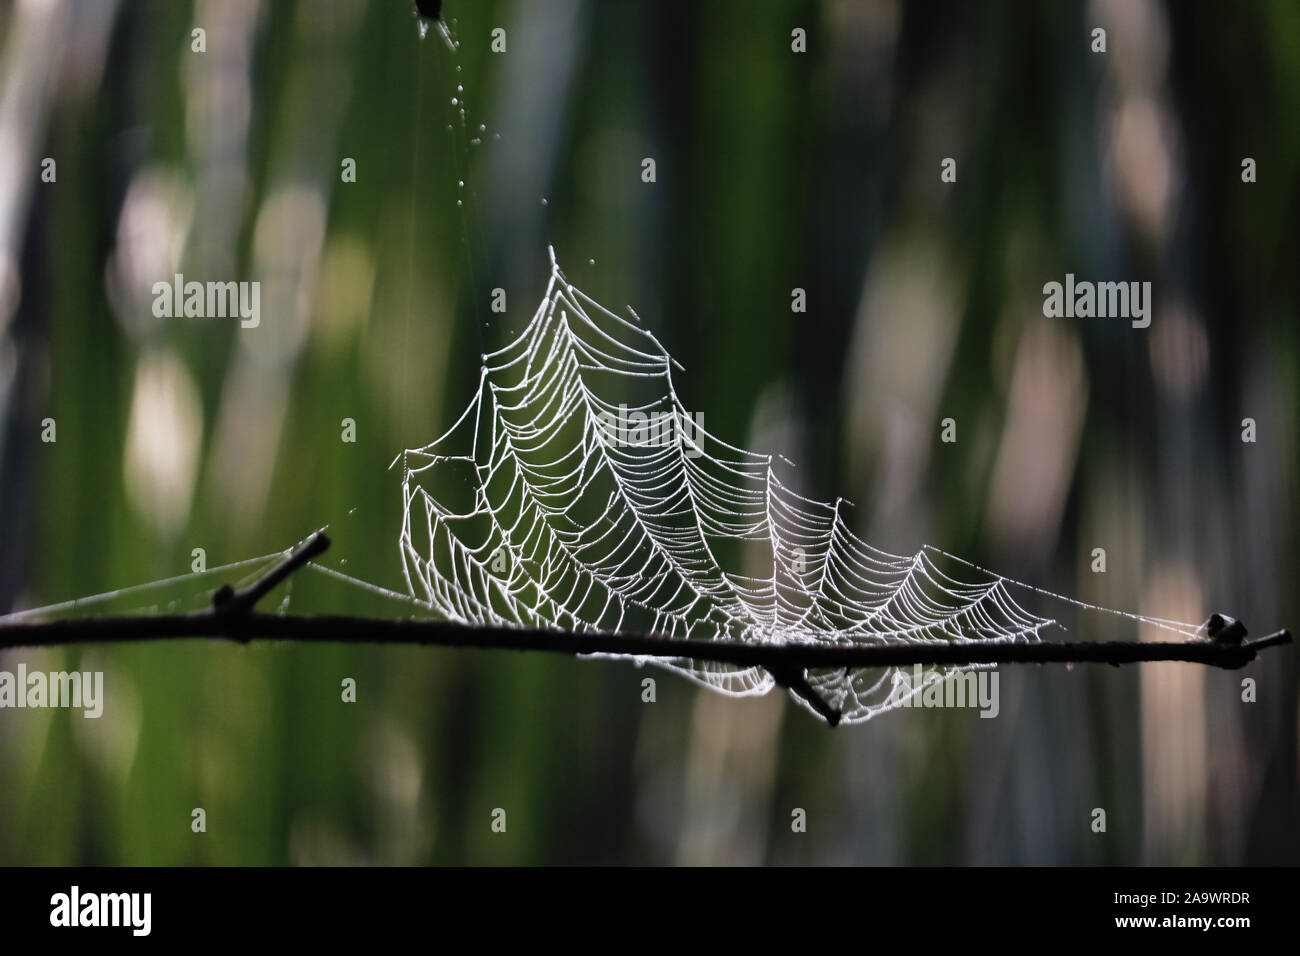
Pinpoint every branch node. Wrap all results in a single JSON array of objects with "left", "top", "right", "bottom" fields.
[
  {"left": 769, "top": 663, "right": 841, "bottom": 727},
  {"left": 212, "top": 532, "right": 331, "bottom": 631}
]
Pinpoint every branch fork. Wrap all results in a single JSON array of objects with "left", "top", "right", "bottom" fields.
[{"left": 211, "top": 532, "right": 331, "bottom": 634}]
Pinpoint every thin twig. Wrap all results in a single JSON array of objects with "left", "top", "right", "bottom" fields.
[
  {"left": 211, "top": 532, "right": 331, "bottom": 624},
  {"left": 768, "top": 664, "right": 844, "bottom": 726},
  {"left": 0, "top": 532, "right": 1290, "bottom": 725}
]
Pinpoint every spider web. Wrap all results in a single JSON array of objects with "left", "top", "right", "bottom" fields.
[
  {"left": 396, "top": 249, "right": 1208, "bottom": 723},
  {"left": 0, "top": 248, "right": 1215, "bottom": 724}
]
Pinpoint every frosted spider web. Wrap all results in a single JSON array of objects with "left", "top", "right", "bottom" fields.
[{"left": 396, "top": 249, "right": 1208, "bottom": 724}]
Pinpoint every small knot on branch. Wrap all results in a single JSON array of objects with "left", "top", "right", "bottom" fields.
[{"left": 1205, "top": 613, "right": 1247, "bottom": 646}]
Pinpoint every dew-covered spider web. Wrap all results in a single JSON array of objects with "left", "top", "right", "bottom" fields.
[
  {"left": 0, "top": 247, "right": 1218, "bottom": 725},
  {"left": 395, "top": 249, "right": 1209, "bottom": 724}
]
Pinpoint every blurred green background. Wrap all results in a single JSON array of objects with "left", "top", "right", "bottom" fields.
[{"left": 0, "top": 0, "right": 1296, "bottom": 864}]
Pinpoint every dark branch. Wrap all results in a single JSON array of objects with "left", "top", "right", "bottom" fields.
[
  {"left": 0, "top": 610, "right": 1289, "bottom": 668},
  {"left": 0, "top": 531, "right": 1290, "bottom": 721}
]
